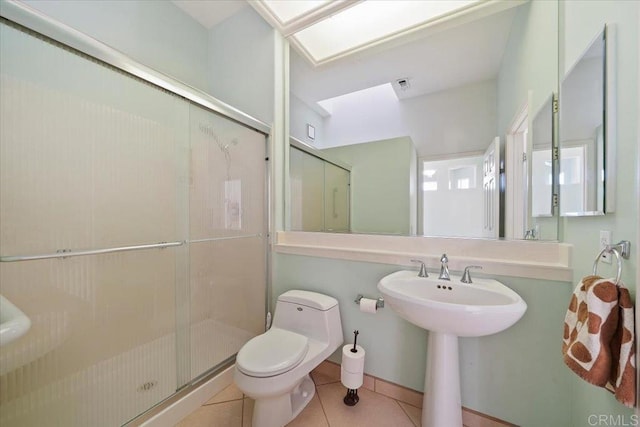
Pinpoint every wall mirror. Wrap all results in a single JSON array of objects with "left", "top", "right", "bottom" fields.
[
  {"left": 286, "top": 0, "right": 559, "bottom": 240},
  {"left": 559, "top": 25, "right": 615, "bottom": 216}
]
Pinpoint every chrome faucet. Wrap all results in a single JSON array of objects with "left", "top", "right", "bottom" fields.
[
  {"left": 411, "top": 259, "right": 428, "bottom": 277},
  {"left": 460, "top": 265, "right": 483, "bottom": 284},
  {"left": 438, "top": 254, "right": 450, "bottom": 280}
]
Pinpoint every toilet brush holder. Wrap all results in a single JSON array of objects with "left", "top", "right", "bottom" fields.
[
  {"left": 341, "top": 330, "right": 364, "bottom": 406},
  {"left": 343, "top": 388, "right": 359, "bottom": 406}
]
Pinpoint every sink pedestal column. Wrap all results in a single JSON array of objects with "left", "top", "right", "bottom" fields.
[{"left": 422, "top": 332, "right": 462, "bottom": 427}]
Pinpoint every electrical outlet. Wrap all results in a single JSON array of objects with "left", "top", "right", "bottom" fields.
[{"left": 600, "top": 230, "right": 612, "bottom": 264}]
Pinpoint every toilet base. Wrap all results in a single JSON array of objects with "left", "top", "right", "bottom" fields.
[{"left": 252, "top": 374, "right": 315, "bottom": 427}]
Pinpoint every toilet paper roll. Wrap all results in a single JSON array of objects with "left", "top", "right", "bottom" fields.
[
  {"left": 342, "top": 344, "right": 365, "bottom": 374},
  {"left": 359, "top": 298, "right": 378, "bottom": 314},
  {"left": 341, "top": 366, "right": 363, "bottom": 389}
]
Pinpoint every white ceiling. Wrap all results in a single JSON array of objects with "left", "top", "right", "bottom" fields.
[
  {"left": 172, "top": 0, "right": 521, "bottom": 115},
  {"left": 172, "top": 0, "right": 248, "bottom": 29},
  {"left": 291, "top": 6, "right": 519, "bottom": 108}
]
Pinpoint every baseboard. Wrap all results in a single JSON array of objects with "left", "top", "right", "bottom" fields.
[{"left": 314, "top": 360, "right": 517, "bottom": 427}]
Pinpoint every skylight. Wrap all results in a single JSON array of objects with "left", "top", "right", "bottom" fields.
[
  {"left": 251, "top": 0, "right": 485, "bottom": 65},
  {"left": 261, "top": 0, "right": 331, "bottom": 25},
  {"left": 317, "top": 83, "right": 398, "bottom": 115},
  {"left": 293, "top": 0, "right": 479, "bottom": 63}
]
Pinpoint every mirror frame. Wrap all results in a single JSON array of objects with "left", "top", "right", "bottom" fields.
[
  {"left": 603, "top": 23, "right": 617, "bottom": 214},
  {"left": 529, "top": 92, "right": 560, "bottom": 220}
]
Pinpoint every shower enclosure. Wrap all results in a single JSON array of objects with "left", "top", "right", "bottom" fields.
[{"left": 0, "top": 7, "right": 268, "bottom": 427}]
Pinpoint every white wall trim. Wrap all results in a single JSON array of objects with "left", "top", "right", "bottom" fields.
[{"left": 274, "top": 232, "right": 573, "bottom": 282}]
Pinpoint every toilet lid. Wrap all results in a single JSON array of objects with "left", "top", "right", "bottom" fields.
[{"left": 236, "top": 328, "right": 309, "bottom": 378}]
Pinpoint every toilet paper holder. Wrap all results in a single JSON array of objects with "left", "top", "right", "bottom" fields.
[{"left": 354, "top": 294, "right": 384, "bottom": 309}]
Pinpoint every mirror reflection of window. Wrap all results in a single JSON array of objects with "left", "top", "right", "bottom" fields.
[
  {"left": 422, "top": 155, "right": 483, "bottom": 238},
  {"left": 423, "top": 169, "right": 438, "bottom": 192},
  {"left": 449, "top": 166, "right": 477, "bottom": 190}
]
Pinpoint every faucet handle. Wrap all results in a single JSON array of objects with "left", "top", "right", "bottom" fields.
[
  {"left": 410, "top": 259, "right": 428, "bottom": 277},
  {"left": 460, "top": 265, "right": 483, "bottom": 283}
]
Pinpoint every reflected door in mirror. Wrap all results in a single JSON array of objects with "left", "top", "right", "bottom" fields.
[{"left": 290, "top": 147, "right": 350, "bottom": 232}]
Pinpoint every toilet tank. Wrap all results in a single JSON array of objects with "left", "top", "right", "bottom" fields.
[{"left": 272, "top": 290, "right": 343, "bottom": 348}]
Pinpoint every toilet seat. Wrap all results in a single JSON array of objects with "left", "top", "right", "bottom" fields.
[{"left": 236, "top": 328, "right": 309, "bottom": 378}]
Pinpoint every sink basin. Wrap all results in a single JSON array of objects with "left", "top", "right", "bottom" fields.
[
  {"left": 377, "top": 270, "right": 527, "bottom": 427},
  {"left": 377, "top": 270, "right": 526, "bottom": 337},
  {"left": 0, "top": 295, "right": 31, "bottom": 347}
]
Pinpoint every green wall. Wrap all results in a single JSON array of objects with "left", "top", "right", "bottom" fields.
[
  {"left": 207, "top": 6, "right": 275, "bottom": 124},
  {"left": 560, "top": 1, "right": 639, "bottom": 424},
  {"left": 324, "top": 137, "right": 417, "bottom": 235},
  {"left": 273, "top": 254, "right": 574, "bottom": 426},
  {"left": 497, "top": 0, "right": 558, "bottom": 136},
  {"left": 19, "top": 0, "right": 209, "bottom": 92},
  {"left": 496, "top": 1, "right": 638, "bottom": 420}
]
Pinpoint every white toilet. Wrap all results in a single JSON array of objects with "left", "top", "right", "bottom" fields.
[{"left": 234, "top": 290, "right": 343, "bottom": 427}]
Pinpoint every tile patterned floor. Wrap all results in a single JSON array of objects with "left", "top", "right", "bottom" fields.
[{"left": 175, "top": 367, "right": 425, "bottom": 427}]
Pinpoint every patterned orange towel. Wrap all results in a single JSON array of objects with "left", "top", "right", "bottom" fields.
[{"left": 563, "top": 275, "right": 636, "bottom": 407}]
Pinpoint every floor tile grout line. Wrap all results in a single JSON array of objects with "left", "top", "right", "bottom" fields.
[
  {"left": 200, "top": 375, "right": 434, "bottom": 427},
  {"left": 395, "top": 398, "right": 419, "bottom": 427},
  {"left": 202, "top": 397, "right": 244, "bottom": 407},
  {"left": 314, "top": 382, "right": 332, "bottom": 427},
  {"left": 241, "top": 396, "right": 245, "bottom": 426},
  {"left": 315, "top": 380, "right": 341, "bottom": 386}
]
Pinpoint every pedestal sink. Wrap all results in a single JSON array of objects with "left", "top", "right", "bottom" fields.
[{"left": 377, "top": 270, "right": 527, "bottom": 427}]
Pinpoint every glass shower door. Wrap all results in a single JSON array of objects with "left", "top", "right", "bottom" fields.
[
  {"left": 0, "top": 15, "right": 268, "bottom": 426},
  {"left": 187, "top": 103, "right": 267, "bottom": 381},
  {"left": 0, "top": 21, "right": 189, "bottom": 427}
]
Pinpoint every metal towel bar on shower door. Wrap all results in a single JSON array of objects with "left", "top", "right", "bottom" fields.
[{"left": 0, "top": 241, "right": 185, "bottom": 262}]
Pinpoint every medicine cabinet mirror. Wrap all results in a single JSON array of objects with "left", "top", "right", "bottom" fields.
[{"left": 559, "top": 25, "right": 615, "bottom": 216}]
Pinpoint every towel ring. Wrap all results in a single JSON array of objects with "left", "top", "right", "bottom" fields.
[{"left": 592, "top": 247, "right": 623, "bottom": 286}]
